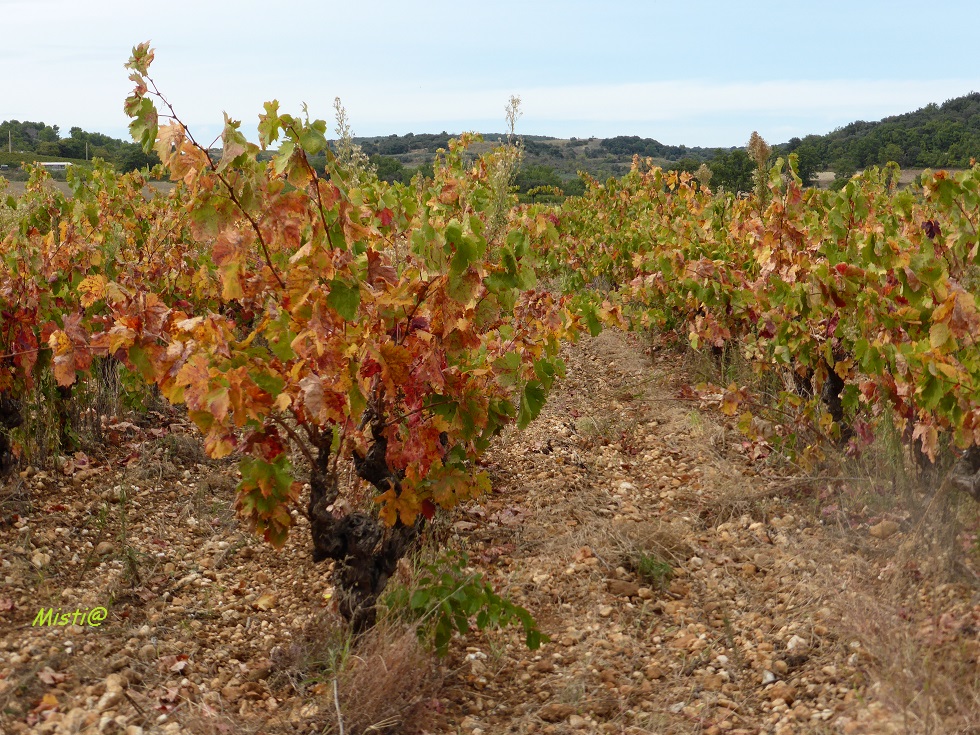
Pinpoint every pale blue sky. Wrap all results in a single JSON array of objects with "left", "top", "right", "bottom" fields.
[{"left": 2, "top": 0, "right": 978, "bottom": 147}]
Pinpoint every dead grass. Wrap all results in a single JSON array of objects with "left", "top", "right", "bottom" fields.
[
  {"left": 606, "top": 519, "right": 696, "bottom": 568},
  {"left": 831, "top": 583, "right": 980, "bottom": 735},
  {"left": 798, "top": 436, "right": 980, "bottom": 734},
  {"left": 270, "top": 611, "right": 442, "bottom": 734}
]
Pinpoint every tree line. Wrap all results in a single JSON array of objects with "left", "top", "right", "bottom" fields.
[{"left": 0, "top": 120, "right": 160, "bottom": 174}]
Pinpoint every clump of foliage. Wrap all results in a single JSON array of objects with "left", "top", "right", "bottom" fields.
[{"left": 383, "top": 550, "right": 546, "bottom": 655}]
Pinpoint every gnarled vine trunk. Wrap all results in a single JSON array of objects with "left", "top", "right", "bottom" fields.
[
  {"left": 307, "top": 427, "right": 422, "bottom": 632},
  {"left": 820, "top": 357, "right": 852, "bottom": 442},
  {"left": 0, "top": 395, "right": 23, "bottom": 477},
  {"left": 948, "top": 446, "right": 980, "bottom": 502}
]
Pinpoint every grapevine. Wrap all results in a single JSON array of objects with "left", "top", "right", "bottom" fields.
[
  {"left": 0, "top": 43, "right": 580, "bottom": 631},
  {"left": 541, "top": 154, "right": 980, "bottom": 472}
]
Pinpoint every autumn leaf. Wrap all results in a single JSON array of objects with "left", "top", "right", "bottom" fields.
[
  {"left": 78, "top": 274, "right": 108, "bottom": 307},
  {"left": 175, "top": 354, "right": 212, "bottom": 412},
  {"left": 154, "top": 121, "right": 185, "bottom": 165},
  {"left": 37, "top": 667, "right": 68, "bottom": 686},
  {"left": 48, "top": 330, "right": 76, "bottom": 387},
  {"left": 720, "top": 389, "right": 742, "bottom": 417},
  {"left": 212, "top": 227, "right": 247, "bottom": 300},
  {"left": 32, "top": 692, "right": 59, "bottom": 713},
  {"left": 379, "top": 343, "right": 413, "bottom": 386},
  {"left": 929, "top": 322, "right": 951, "bottom": 350},
  {"left": 912, "top": 422, "right": 939, "bottom": 462},
  {"left": 366, "top": 248, "right": 397, "bottom": 286}
]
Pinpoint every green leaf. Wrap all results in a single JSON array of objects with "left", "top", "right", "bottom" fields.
[
  {"left": 128, "top": 345, "right": 155, "bottom": 381},
  {"left": 533, "top": 358, "right": 558, "bottom": 390},
  {"left": 434, "top": 617, "right": 452, "bottom": 654},
  {"left": 929, "top": 322, "right": 951, "bottom": 349},
  {"left": 127, "top": 97, "right": 158, "bottom": 154},
  {"left": 252, "top": 371, "right": 285, "bottom": 398},
  {"left": 516, "top": 263, "right": 537, "bottom": 290},
  {"left": 217, "top": 116, "right": 249, "bottom": 172},
  {"left": 270, "top": 332, "right": 296, "bottom": 361},
  {"left": 918, "top": 376, "right": 946, "bottom": 410},
  {"left": 494, "top": 351, "right": 521, "bottom": 372},
  {"left": 410, "top": 589, "right": 430, "bottom": 610},
  {"left": 273, "top": 140, "right": 295, "bottom": 176},
  {"left": 518, "top": 381, "right": 547, "bottom": 429},
  {"left": 125, "top": 41, "right": 155, "bottom": 75},
  {"left": 300, "top": 127, "right": 326, "bottom": 155},
  {"left": 450, "top": 234, "right": 478, "bottom": 277},
  {"left": 484, "top": 271, "right": 517, "bottom": 294},
  {"left": 326, "top": 279, "right": 360, "bottom": 320},
  {"left": 257, "top": 100, "right": 282, "bottom": 148},
  {"left": 582, "top": 302, "right": 602, "bottom": 337}
]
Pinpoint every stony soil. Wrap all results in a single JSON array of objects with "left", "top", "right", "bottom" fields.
[{"left": 2, "top": 330, "right": 978, "bottom": 735}]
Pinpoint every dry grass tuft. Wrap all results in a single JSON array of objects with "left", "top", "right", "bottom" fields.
[
  {"left": 801, "top": 453, "right": 980, "bottom": 734},
  {"left": 271, "top": 611, "right": 441, "bottom": 734},
  {"left": 832, "top": 585, "right": 980, "bottom": 734},
  {"left": 608, "top": 519, "right": 695, "bottom": 567},
  {"left": 330, "top": 624, "right": 442, "bottom": 734}
]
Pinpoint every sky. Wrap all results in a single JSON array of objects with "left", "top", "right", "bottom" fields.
[{"left": 3, "top": 0, "right": 979, "bottom": 148}]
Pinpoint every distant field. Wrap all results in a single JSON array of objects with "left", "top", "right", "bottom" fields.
[
  {"left": 812, "top": 169, "right": 937, "bottom": 189},
  {"left": 3, "top": 180, "right": 175, "bottom": 198},
  {"left": 2, "top": 171, "right": 948, "bottom": 199}
]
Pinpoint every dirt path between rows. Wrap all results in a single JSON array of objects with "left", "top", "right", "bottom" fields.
[{"left": 2, "top": 330, "right": 978, "bottom": 735}]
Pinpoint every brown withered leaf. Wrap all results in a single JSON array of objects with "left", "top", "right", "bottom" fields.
[
  {"left": 37, "top": 667, "right": 68, "bottom": 686},
  {"left": 367, "top": 249, "right": 397, "bottom": 287}
]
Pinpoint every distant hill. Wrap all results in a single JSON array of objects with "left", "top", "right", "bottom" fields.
[
  {"left": 778, "top": 92, "right": 980, "bottom": 175},
  {"left": 357, "top": 92, "right": 980, "bottom": 194},
  {"left": 4, "top": 92, "right": 978, "bottom": 193},
  {"left": 355, "top": 131, "right": 732, "bottom": 196}
]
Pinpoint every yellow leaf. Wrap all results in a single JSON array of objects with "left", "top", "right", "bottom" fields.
[
  {"left": 204, "top": 428, "right": 236, "bottom": 459},
  {"left": 77, "top": 275, "right": 107, "bottom": 308},
  {"left": 929, "top": 322, "right": 951, "bottom": 349},
  {"left": 107, "top": 325, "right": 138, "bottom": 354},
  {"left": 375, "top": 488, "right": 398, "bottom": 526},
  {"left": 48, "top": 330, "right": 72, "bottom": 356},
  {"left": 105, "top": 281, "right": 128, "bottom": 304},
  {"left": 48, "top": 330, "right": 77, "bottom": 387},
  {"left": 37, "top": 692, "right": 59, "bottom": 711},
  {"left": 720, "top": 391, "right": 741, "bottom": 417}
]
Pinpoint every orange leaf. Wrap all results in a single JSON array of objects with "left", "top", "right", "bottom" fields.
[
  {"left": 212, "top": 227, "right": 246, "bottom": 300},
  {"left": 48, "top": 330, "right": 76, "bottom": 387},
  {"left": 379, "top": 343, "right": 413, "bottom": 386}
]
